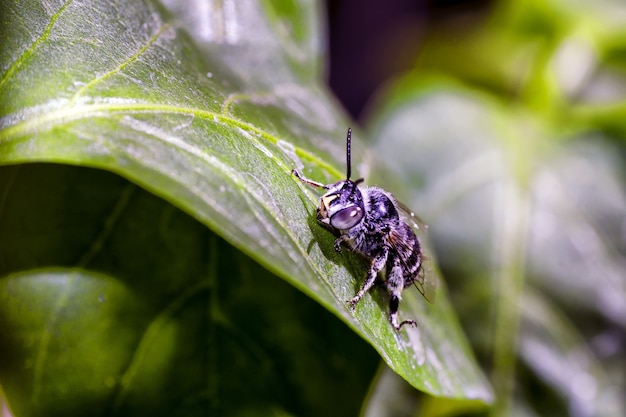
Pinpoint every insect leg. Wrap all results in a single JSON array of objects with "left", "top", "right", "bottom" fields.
[
  {"left": 291, "top": 169, "right": 328, "bottom": 189},
  {"left": 387, "top": 258, "right": 417, "bottom": 331},
  {"left": 333, "top": 235, "right": 351, "bottom": 252},
  {"left": 347, "top": 247, "right": 388, "bottom": 309}
]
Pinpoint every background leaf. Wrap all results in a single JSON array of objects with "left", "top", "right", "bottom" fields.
[
  {"left": 0, "top": 0, "right": 491, "bottom": 415},
  {"left": 0, "top": 164, "right": 379, "bottom": 417},
  {"left": 366, "top": 46, "right": 626, "bottom": 415}
]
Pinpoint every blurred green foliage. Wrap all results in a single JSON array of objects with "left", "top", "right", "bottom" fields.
[{"left": 362, "top": 0, "right": 626, "bottom": 416}]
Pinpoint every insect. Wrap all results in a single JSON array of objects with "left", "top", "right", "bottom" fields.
[{"left": 292, "top": 128, "right": 434, "bottom": 330}]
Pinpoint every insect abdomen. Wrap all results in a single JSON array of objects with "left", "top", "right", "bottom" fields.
[{"left": 394, "top": 223, "right": 423, "bottom": 285}]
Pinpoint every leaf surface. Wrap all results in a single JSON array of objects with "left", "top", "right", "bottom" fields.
[{"left": 0, "top": 0, "right": 492, "bottom": 412}]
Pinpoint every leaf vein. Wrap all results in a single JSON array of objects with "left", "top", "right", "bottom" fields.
[
  {"left": 0, "top": 102, "right": 342, "bottom": 178},
  {"left": 0, "top": 0, "right": 74, "bottom": 90},
  {"left": 109, "top": 280, "right": 211, "bottom": 413},
  {"left": 77, "top": 182, "right": 135, "bottom": 267},
  {"left": 0, "top": 103, "right": 348, "bottom": 316},
  {"left": 68, "top": 24, "right": 171, "bottom": 104}
]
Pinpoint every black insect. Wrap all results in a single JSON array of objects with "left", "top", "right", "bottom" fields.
[{"left": 292, "top": 128, "right": 434, "bottom": 330}]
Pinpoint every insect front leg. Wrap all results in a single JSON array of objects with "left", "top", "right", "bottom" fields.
[
  {"left": 347, "top": 247, "right": 388, "bottom": 309},
  {"left": 387, "top": 258, "right": 417, "bottom": 331},
  {"left": 333, "top": 235, "right": 351, "bottom": 252},
  {"left": 291, "top": 169, "right": 328, "bottom": 189}
]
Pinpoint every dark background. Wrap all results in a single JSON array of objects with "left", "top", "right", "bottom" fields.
[{"left": 326, "top": 0, "right": 492, "bottom": 119}]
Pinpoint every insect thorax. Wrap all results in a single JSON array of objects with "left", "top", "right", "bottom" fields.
[{"left": 336, "top": 187, "right": 402, "bottom": 256}]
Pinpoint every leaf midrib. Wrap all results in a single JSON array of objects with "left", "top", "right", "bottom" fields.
[
  {"left": 1, "top": 99, "right": 353, "bottom": 325},
  {"left": 0, "top": 101, "right": 341, "bottom": 176}
]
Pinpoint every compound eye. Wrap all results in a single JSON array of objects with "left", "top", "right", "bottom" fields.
[{"left": 330, "top": 206, "right": 363, "bottom": 230}]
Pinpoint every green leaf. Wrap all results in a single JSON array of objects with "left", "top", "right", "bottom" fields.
[
  {"left": 0, "top": 0, "right": 491, "bottom": 413},
  {"left": 0, "top": 164, "right": 379, "bottom": 417}
]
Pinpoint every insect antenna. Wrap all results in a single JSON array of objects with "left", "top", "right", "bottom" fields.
[
  {"left": 346, "top": 128, "right": 352, "bottom": 180},
  {"left": 345, "top": 128, "right": 364, "bottom": 194},
  {"left": 351, "top": 178, "right": 364, "bottom": 193}
]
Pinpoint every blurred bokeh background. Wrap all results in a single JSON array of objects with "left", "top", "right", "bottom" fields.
[
  {"left": 326, "top": 0, "right": 625, "bottom": 416},
  {"left": 327, "top": 0, "right": 493, "bottom": 120}
]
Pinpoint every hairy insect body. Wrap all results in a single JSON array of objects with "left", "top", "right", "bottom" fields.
[
  {"left": 327, "top": 186, "right": 422, "bottom": 330},
  {"left": 292, "top": 128, "right": 425, "bottom": 331}
]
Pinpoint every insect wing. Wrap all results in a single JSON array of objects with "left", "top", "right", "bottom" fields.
[
  {"left": 396, "top": 200, "right": 427, "bottom": 228},
  {"left": 397, "top": 201, "right": 438, "bottom": 303}
]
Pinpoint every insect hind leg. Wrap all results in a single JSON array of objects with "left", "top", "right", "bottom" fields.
[
  {"left": 387, "top": 258, "right": 417, "bottom": 331},
  {"left": 389, "top": 295, "right": 416, "bottom": 330}
]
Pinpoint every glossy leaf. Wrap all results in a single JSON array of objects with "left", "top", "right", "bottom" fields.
[
  {"left": 0, "top": 164, "right": 379, "bottom": 417},
  {"left": 0, "top": 0, "right": 492, "bottom": 414}
]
